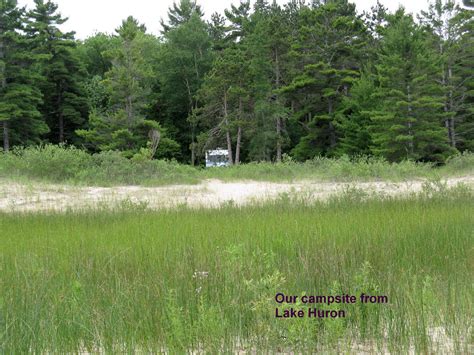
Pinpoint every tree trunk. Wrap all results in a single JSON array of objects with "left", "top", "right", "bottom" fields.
[
  {"left": 328, "top": 99, "right": 336, "bottom": 149},
  {"left": 2, "top": 121, "right": 9, "bottom": 152},
  {"left": 235, "top": 97, "right": 243, "bottom": 165},
  {"left": 191, "top": 142, "right": 196, "bottom": 166},
  {"left": 275, "top": 49, "right": 282, "bottom": 163},
  {"left": 276, "top": 117, "right": 282, "bottom": 162},
  {"left": 0, "top": 37, "right": 8, "bottom": 152},
  {"left": 442, "top": 63, "right": 451, "bottom": 144},
  {"left": 406, "top": 84, "right": 414, "bottom": 155},
  {"left": 224, "top": 90, "right": 234, "bottom": 165},
  {"left": 59, "top": 113, "right": 64, "bottom": 143},
  {"left": 58, "top": 88, "right": 64, "bottom": 143},
  {"left": 235, "top": 126, "right": 242, "bottom": 165},
  {"left": 126, "top": 95, "right": 133, "bottom": 129},
  {"left": 185, "top": 78, "right": 197, "bottom": 165},
  {"left": 191, "top": 127, "right": 196, "bottom": 166},
  {"left": 448, "top": 66, "right": 456, "bottom": 147}
]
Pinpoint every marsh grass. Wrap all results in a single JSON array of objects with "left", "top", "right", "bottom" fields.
[
  {"left": 0, "top": 145, "right": 473, "bottom": 186},
  {"left": 0, "top": 187, "right": 473, "bottom": 353}
]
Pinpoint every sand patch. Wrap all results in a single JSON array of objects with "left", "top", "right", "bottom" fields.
[{"left": 0, "top": 176, "right": 472, "bottom": 212}]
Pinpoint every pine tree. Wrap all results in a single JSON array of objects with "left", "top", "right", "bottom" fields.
[
  {"left": 224, "top": 0, "right": 251, "bottom": 42},
  {"left": 246, "top": 2, "right": 292, "bottom": 162},
  {"left": 453, "top": 7, "right": 474, "bottom": 150},
  {"left": 78, "top": 33, "right": 116, "bottom": 78},
  {"left": 158, "top": 8, "right": 213, "bottom": 164},
  {"left": 198, "top": 45, "right": 252, "bottom": 165},
  {"left": 369, "top": 9, "right": 455, "bottom": 163},
  {"left": 160, "top": 0, "right": 203, "bottom": 34},
  {"left": 208, "top": 12, "right": 227, "bottom": 52},
  {"left": 282, "top": 0, "right": 368, "bottom": 160},
  {"left": 0, "top": 0, "right": 48, "bottom": 151},
  {"left": 26, "top": 0, "right": 87, "bottom": 144},
  {"left": 77, "top": 17, "right": 162, "bottom": 157},
  {"left": 336, "top": 72, "right": 375, "bottom": 156}
]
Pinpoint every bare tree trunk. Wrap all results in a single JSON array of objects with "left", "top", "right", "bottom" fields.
[
  {"left": 57, "top": 86, "right": 65, "bottom": 143},
  {"left": 235, "top": 97, "right": 243, "bottom": 165},
  {"left": 190, "top": 139, "right": 196, "bottom": 166},
  {"left": 442, "top": 63, "right": 451, "bottom": 144},
  {"left": 2, "top": 121, "right": 9, "bottom": 152},
  {"left": 448, "top": 66, "right": 456, "bottom": 148},
  {"left": 276, "top": 118, "right": 282, "bottom": 162},
  {"left": 275, "top": 49, "right": 282, "bottom": 163},
  {"left": 406, "top": 84, "right": 414, "bottom": 155},
  {"left": 184, "top": 78, "right": 198, "bottom": 166},
  {"left": 328, "top": 99, "right": 336, "bottom": 149},
  {"left": 235, "top": 126, "right": 242, "bottom": 165},
  {"left": 126, "top": 95, "right": 133, "bottom": 129},
  {"left": 224, "top": 90, "right": 234, "bottom": 165},
  {"left": 59, "top": 113, "right": 64, "bottom": 143},
  {"left": 0, "top": 37, "right": 9, "bottom": 152}
]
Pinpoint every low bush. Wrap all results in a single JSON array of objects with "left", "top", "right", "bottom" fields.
[{"left": 0, "top": 145, "right": 472, "bottom": 186}]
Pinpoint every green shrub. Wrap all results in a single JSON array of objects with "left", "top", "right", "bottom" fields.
[{"left": 0, "top": 145, "right": 472, "bottom": 186}]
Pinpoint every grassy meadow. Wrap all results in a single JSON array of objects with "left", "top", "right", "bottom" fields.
[
  {"left": 1, "top": 186, "right": 473, "bottom": 353},
  {"left": 1, "top": 145, "right": 473, "bottom": 186}
]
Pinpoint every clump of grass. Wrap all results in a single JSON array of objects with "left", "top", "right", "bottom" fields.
[
  {"left": 1, "top": 187, "right": 472, "bottom": 352},
  {"left": 0, "top": 145, "right": 200, "bottom": 186},
  {"left": 0, "top": 144, "right": 472, "bottom": 186}
]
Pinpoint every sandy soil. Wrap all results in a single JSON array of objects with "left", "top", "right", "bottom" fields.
[{"left": 0, "top": 176, "right": 472, "bottom": 212}]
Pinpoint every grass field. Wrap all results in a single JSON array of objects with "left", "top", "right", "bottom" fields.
[
  {"left": 1, "top": 186, "right": 472, "bottom": 353},
  {"left": 1, "top": 145, "right": 473, "bottom": 186}
]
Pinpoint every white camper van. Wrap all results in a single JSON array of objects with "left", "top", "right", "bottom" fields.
[{"left": 206, "top": 149, "right": 230, "bottom": 168}]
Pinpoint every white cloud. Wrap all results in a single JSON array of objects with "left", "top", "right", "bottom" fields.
[{"left": 16, "top": 0, "right": 444, "bottom": 39}]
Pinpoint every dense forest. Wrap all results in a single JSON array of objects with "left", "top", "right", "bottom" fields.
[{"left": 0, "top": 0, "right": 473, "bottom": 165}]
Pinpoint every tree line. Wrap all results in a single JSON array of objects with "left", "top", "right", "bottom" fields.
[{"left": 0, "top": 0, "right": 473, "bottom": 165}]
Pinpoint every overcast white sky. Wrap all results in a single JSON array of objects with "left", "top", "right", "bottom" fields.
[{"left": 17, "top": 0, "right": 442, "bottom": 39}]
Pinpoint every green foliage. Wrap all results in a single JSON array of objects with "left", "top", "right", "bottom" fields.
[
  {"left": 369, "top": 10, "right": 456, "bottom": 163},
  {"left": 1, "top": 0, "right": 473, "bottom": 164},
  {"left": 197, "top": 45, "right": 252, "bottom": 164},
  {"left": 0, "top": 0, "right": 48, "bottom": 151},
  {"left": 1, "top": 145, "right": 472, "bottom": 186},
  {"left": 77, "top": 32, "right": 116, "bottom": 77},
  {"left": 0, "top": 144, "right": 198, "bottom": 185},
  {"left": 160, "top": 0, "right": 204, "bottom": 34},
  {"left": 26, "top": 0, "right": 88, "bottom": 144},
  {"left": 283, "top": 1, "right": 368, "bottom": 159},
  {"left": 76, "top": 17, "right": 169, "bottom": 157},
  {"left": 157, "top": 9, "right": 213, "bottom": 163}
]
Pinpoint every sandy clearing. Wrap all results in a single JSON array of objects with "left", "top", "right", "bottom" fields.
[{"left": 0, "top": 176, "right": 472, "bottom": 212}]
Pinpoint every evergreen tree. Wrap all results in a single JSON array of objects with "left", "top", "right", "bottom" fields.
[
  {"left": 224, "top": 0, "right": 252, "bottom": 42},
  {"left": 1, "top": 0, "right": 471, "bottom": 164},
  {"left": 26, "top": 0, "right": 88, "bottom": 144},
  {"left": 0, "top": 0, "right": 47, "bottom": 151},
  {"left": 198, "top": 45, "right": 252, "bottom": 165},
  {"left": 77, "top": 17, "right": 162, "bottom": 157},
  {"left": 160, "top": 0, "right": 203, "bottom": 34},
  {"left": 369, "top": 9, "right": 455, "bottom": 163},
  {"left": 453, "top": 6, "right": 474, "bottom": 151},
  {"left": 158, "top": 8, "right": 213, "bottom": 164},
  {"left": 423, "top": 0, "right": 474, "bottom": 152},
  {"left": 208, "top": 12, "right": 227, "bottom": 52},
  {"left": 336, "top": 72, "right": 376, "bottom": 156},
  {"left": 77, "top": 33, "right": 116, "bottom": 78},
  {"left": 247, "top": 2, "right": 292, "bottom": 162},
  {"left": 282, "top": 0, "right": 367, "bottom": 160}
]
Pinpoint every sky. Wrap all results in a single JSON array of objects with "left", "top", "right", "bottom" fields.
[{"left": 16, "top": 0, "right": 441, "bottom": 39}]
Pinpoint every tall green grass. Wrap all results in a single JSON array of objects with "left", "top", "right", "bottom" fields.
[
  {"left": 0, "top": 145, "right": 472, "bottom": 185},
  {"left": 1, "top": 187, "right": 472, "bottom": 352}
]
